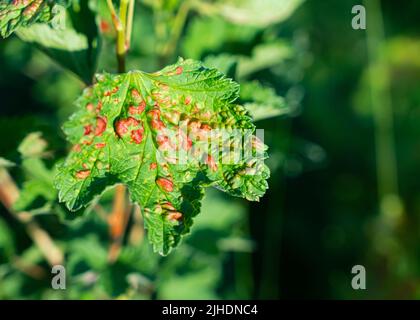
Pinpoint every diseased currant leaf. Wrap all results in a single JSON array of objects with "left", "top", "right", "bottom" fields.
[
  {"left": 0, "top": 0, "right": 65, "bottom": 38},
  {"left": 54, "top": 58, "right": 270, "bottom": 255}
]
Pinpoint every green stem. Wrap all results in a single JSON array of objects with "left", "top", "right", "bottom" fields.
[
  {"left": 126, "top": 0, "right": 135, "bottom": 50},
  {"left": 117, "top": 0, "right": 129, "bottom": 73},
  {"left": 161, "top": 0, "right": 191, "bottom": 59},
  {"left": 364, "top": 0, "right": 403, "bottom": 222}
]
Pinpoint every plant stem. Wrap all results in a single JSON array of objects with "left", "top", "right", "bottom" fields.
[
  {"left": 364, "top": 0, "right": 403, "bottom": 223},
  {"left": 126, "top": 0, "right": 135, "bottom": 50},
  {"left": 161, "top": 0, "right": 191, "bottom": 59}
]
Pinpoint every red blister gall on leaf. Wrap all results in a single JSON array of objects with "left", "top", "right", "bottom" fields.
[
  {"left": 95, "top": 116, "right": 107, "bottom": 136},
  {"left": 72, "top": 144, "right": 81, "bottom": 152},
  {"left": 99, "top": 19, "right": 111, "bottom": 34},
  {"left": 128, "top": 101, "right": 146, "bottom": 115},
  {"left": 115, "top": 117, "right": 139, "bottom": 137},
  {"left": 84, "top": 125, "right": 92, "bottom": 135},
  {"left": 96, "top": 101, "right": 103, "bottom": 113},
  {"left": 86, "top": 103, "right": 94, "bottom": 112},
  {"left": 205, "top": 155, "right": 218, "bottom": 172},
  {"left": 175, "top": 66, "right": 183, "bottom": 75},
  {"left": 75, "top": 170, "right": 91, "bottom": 179},
  {"left": 131, "top": 128, "right": 144, "bottom": 144},
  {"left": 162, "top": 201, "right": 176, "bottom": 211},
  {"left": 167, "top": 212, "right": 183, "bottom": 222},
  {"left": 156, "top": 177, "right": 174, "bottom": 192},
  {"left": 95, "top": 143, "right": 106, "bottom": 149},
  {"left": 131, "top": 89, "right": 142, "bottom": 102}
]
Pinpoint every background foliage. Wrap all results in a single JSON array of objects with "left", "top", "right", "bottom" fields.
[{"left": 0, "top": 0, "right": 420, "bottom": 299}]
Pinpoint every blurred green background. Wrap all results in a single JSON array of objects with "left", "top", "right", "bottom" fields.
[{"left": 1, "top": 0, "right": 420, "bottom": 299}]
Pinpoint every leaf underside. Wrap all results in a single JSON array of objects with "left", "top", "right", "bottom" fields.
[{"left": 54, "top": 58, "right": 270, "bottom": 255}]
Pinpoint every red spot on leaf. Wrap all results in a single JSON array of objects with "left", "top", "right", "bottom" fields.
[
  {"left": 148, "top": 108, "right": 161, "bottom": 119},
  {"left": 150, "top": 162, "right": 157, "bottom": 170},
  {"left": 201, "top": 124, "right": 212, "bottom": 131},
  {"left": 96, "top": 101, "right": 103, "bottom": 112},
  {"left": 82, "top": 140, "right": 92, "bottom": 146},
  {"left": 72, "top": 144, "right": 81, "bottom": 152},
  {"left": 75, "top": 170, "right": 90, "bottom": 179},
  {"left": 206, "top": 155, "right": 218, "bottom": 172},
  {"left": 84, "top": 124, "right": 92, "bottom": 135},
  {"left": 131, "top": 128, "right": 144, "bottom": 144},
  {"left": 151, "top": 119, "right": 165, "bottom": 130},
  {"left": 86, "top": 103, "right": 94, "bottom": 112},
  {"left": 162, "top": 201, "right": 176, "bottom": 211},
  {"left": 167, "top": 212, "right": 183, "bottom": 222},
  {"left": 99, "top": 19, "right": 111, "bottom": 33},
  {"left": 131, "top": 89, "right": 142, "bottom": 101},
  {"left": 175, "top": 66, "right": 183, "bottom": 75},
  {"left": 95, "top": 116, "right": 107, "bottom": 136},
  {"left": 156, "top": 177, "right": 174, "bottom": 192},
  {"left": 128, "top": 100, "right": 146, "bottom": 115},
  {"left": 95, "top": 143, "right": 106, "bottom": 149},
  {"left": 115, "top": 117, "right": 140, "bottom": 137},
  {"left": 185, "top": 96, "right": 191, "bottom": 105}
]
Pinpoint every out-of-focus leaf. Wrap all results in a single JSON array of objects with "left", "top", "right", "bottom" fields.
[
  {"left": 182, "top": 16, "right": 259, "bottom": 59},
  {"left": 157, "top": 265, "right": 220, "bottom": 299},
  {"left": 0, "top": 0, "right": 65, "bottom": 38},
  {"left": 16, "top": 1, "right": 100, "bottom": 84},
  {"left": 13, "top": 132, "right": 56, "bottom": 212},
  {"left": 17, "top": 131, "right": 47, "bottom": 158},
  {"left": 240, "top": 81, "right": 290, "bottom": 121},
  {"left": 237, "top": 41, "right": 294, "bottom": 78},
  {"left": 0, "top": 218, "right": 15, "bottom": 259},
  {"left": 213, "top": 0, "right": 304, "bottom": 28}
]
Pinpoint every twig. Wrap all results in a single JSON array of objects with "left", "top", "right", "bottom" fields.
[{"left": 108, "top": 184, "right": 131, "bottom": 263}]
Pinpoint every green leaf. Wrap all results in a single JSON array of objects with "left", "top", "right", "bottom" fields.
[
  {"left": 17, "top": 131, "right": 47, "bottom": 158},
  {"left": 55, "top": 58, "right": 270, "bottom": 255},
  {"left": 237, "top": 41, "right": 294, "bottom": 79},
  {"left": 182, "top": 16, "right": 259, "bottom": 59},
  {"left": 240, "top": 81, "right": 291, "bottom": 121},
  {"left": 15, "top": 1, "right": 100, "bottom": 84},
  {"left": 13, "top": 132, "right": 56, "bottom": 213}
]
